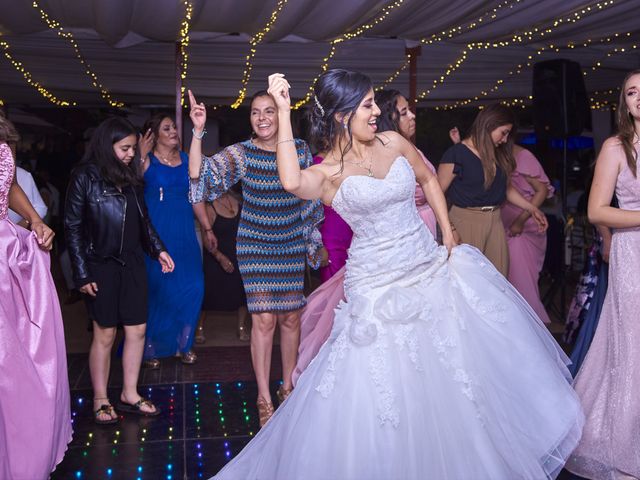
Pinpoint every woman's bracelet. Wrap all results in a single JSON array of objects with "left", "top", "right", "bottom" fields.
[
  {"left": 192, "top": 128, "right": 207, "bottom": 140},
  {"left": 276, "top": 138, "right": 294, "bottom": 146},
  {"left": 204, "top": 228, "right": 213, "bottom": 232}
]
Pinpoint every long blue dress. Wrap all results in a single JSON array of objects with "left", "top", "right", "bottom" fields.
[{"left": 144, "top": 152, "right": 204, "bottom": 358}]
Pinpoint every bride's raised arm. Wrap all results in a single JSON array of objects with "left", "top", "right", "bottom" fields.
[{"left": 268, "top": 74, "right": 327, "bottom": 201}]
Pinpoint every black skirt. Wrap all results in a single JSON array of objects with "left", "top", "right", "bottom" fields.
[{"left": 202, "top": 212, "right": 247, "bottom": 312}]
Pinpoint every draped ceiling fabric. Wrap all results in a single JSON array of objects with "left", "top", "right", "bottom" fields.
[{"left": 0, "top": 0, "right": 638, "bottom": 107}]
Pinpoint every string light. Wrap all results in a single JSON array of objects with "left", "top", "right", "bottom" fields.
[
  {"left": 420, "top": 0, "right": 523, "bottom": 46},
  {"left": 0, "top": 40, "right": 76, "bottom": 106},
  {"left": 583, "top": 33, "right": 636, "bottom": 76},
  {"left": 418, "top": 0, "right": 617, "bottom": 102},
  {"left": 292, "top": 0, "right": 406, "bottom": 110},
  {"left": 231, "top": 0, "right": 290, "bottom": 108},
  {"left": 436, "top": 31, "right": 628, "bottom": 109},
  {"left": 179, "top": 1, "right": 194, "bottom": 107},
  {"left": 417, "top": 47, "right": 469, "bottom": 100},
  {"left": 375, "top": 55, "right": 411, "bottom": 92},
  {"left": 30, "top": 0, "right": 123, "bottom": 107}
]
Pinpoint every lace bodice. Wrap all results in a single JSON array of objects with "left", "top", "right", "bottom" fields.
[
  {"left": 331, "top": 157, "right": 443, "bottom": 297},
  {"left": 0, "top": 143, "right": 15, "bottom": 220}
]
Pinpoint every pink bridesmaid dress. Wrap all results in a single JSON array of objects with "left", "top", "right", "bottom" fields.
[
  {"left": 565, "top": 142, "right": 640, "bottom": 479},
  {"left": 294, "top": 150, "right": 437, "bottom": 384},
  {"left": 0, "top": 143, "right": 72, "bottom": 479},
  {"left": 500, "top": 148, "right": 554, "bottom": 324}
]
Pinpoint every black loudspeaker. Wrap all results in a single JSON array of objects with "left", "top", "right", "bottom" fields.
[{"left": 532, "top": 59, "right": 591, "bottom": 138}]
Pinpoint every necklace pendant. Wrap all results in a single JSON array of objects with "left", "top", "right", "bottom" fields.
[{"left": 368, "top": 170, "right": 373, "bottom": 177}]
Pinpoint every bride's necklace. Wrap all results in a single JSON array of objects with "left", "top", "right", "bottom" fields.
[
  {"left": 155, "top": 149, "right": 179, "bottom": 166},
  {"left": 344, "top": 147, "right": 374, "bottom": 177}
]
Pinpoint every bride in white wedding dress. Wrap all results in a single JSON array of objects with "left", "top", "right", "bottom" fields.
[{"left": 208, "top": 70, "right": 583, "bottom": 480}]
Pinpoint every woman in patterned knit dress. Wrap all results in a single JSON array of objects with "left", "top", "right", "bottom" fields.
[{"left": 187, "top": 89, "right": 325, "bottom": 426}]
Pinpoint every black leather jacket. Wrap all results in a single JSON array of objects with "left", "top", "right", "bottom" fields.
[{"left": 64, "top": 163, "right": 165, "bottom": 287}]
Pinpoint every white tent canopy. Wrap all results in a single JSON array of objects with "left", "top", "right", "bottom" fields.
[{"left": 0, "top": 0, "right": 638, "bottom": 107}]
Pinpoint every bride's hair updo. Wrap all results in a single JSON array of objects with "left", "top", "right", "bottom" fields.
[{"left": 309, "top": 69, "right": 373, "bottom": 162}]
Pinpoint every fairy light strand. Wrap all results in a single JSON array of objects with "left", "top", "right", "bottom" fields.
[
  {"left": 292, "top": 0, "right": 406, "bottom": 110},
  {"left": 0, "top": 40, "right": 76, "bottom": 106},
  {"left": 30, "top": 0, "right": 123, "bottom": 107},
  {"left": 420, "top": 0, "right": 523, "bottom": 47},
  {"left": 179, "top": 1, "right": 194, "bottom": 107},
  {"left": 418, "top": 0, "right": 617, "bottom": 102},
  {"left": 375, "top": 55, "right": 411, "bottom": 91},
  {"left": 231, "top": 0, "right": 290, "bottom": 108}
]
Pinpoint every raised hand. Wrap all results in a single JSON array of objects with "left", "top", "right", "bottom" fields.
[
  {"left": 267, "top": 73, "right": 291, "bottom": 111},
  {"left": 138, "top": 128, "right": 154, "bottom": 163},
  {"left": 188, "top": 90, "right": 207, "bottom": 132}
]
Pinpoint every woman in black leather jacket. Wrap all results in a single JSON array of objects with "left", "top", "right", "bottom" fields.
[{"left": 65, "top": 117, "right": 174, "bottom": 424}]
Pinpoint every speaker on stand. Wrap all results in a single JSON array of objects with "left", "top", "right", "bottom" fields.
[{"left": 532, "top": 59, "right": 591, "bottom": 322}]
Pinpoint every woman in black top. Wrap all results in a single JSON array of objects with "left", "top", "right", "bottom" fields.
[
  {"left": 438, "top": 104, "right": 547, "bottom": 276},
  {"left": 65, "top": 117, "right": 175, "bottom": 424}
]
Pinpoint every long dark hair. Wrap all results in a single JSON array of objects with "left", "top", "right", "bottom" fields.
[
  {"left": 375, "top": 89, "right": 403, "bottom": 133},
  {"left": 309, "top": 69, "right": 373, "bottom": 166},
  {"left": 143, "top": 113, "right": 175, "bottom": 149},
  {"left": 467, "top": 104, "right": 516, "bottom": 188},
  {"left": 83, "top": 117, "right": 142, "bottom": 187},
  {"left": 616, "top": 69, "right": 640, "bottom": 177}
]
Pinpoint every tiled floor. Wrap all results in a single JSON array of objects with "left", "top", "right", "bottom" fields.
[
  {"left": 52, "top": 271, "right": 585, "bottom": 479},
  {"left": 53, "top": 349, "right": 284, "bottom": 480}
]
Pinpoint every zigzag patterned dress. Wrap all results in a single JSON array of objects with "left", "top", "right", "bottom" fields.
[{"left": 190, "top": 139, "right": 323, "bottom": 313}]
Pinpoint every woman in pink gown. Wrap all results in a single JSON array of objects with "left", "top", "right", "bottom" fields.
[
  {"left": 294, "top": 90, "right": 438, "bottom": 383},
  {"left": 500, "top": 145, "right": 554, "bottom": 324},
  {"left": 565, "top": 69, "right": 640, "bottom": 479},
  {"left": 0, "top": 117, "right": 72, "bottom": 479}
]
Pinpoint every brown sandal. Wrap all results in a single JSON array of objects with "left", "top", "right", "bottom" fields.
[
  {"left": 276, "top": 385, "right": 293, "bottom": 404},
  {"left": 181, "top": 350, "right": 197, "bottom": 364},
  {"left": 256, "top": 396, "right": 274, "bottom": 427}
]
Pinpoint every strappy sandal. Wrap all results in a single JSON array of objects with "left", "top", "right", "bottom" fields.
[
  {"left": 143, "top": 358, "right": 160, "bottom": 369},
  {"left": 180, "top": 350, "right": 197, "bottom": 365},
  {"left": 276, "top": 385, "right": 293, "bottom": 404},
  {"left": 256, "top": 396, "right": 274, "bottom": 427},
  {"left": 94, "top": 398, "right": 118, "bottom": 425},
  {"left": 116, "top": 397, "right": 161, "bottom": 416}
]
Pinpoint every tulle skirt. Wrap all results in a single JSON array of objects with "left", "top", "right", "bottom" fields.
[{"left": 213, "top": 245, "right": 583, "bottom": 480}]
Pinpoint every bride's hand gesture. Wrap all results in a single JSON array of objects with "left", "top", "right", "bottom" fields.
[
  {"left": 188, "top": 90, "right": 206, "bottom": 132},
  {"left": 267, "top": 73, "right": 291, "bottom": 112}
]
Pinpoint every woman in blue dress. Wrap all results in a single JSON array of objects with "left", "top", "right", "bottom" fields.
[{"left": 138, "top": 114, "right": 204, "bottom": 367}]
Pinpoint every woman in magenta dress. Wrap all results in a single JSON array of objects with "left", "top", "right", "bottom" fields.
[
  {"left": 0, "top": 116, "right": 72, "bottom": 479},
  {"left": 294, "top": 89, "right": 439, "bottom": 383},
  {"left": 565, "top": 69, "right": 640, "bottom": 479},
  {"left": 500, "top": 145, "right": 554, "bottom": 324}
]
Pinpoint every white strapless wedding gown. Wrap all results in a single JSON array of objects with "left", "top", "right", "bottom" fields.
[{"left": 213, "top": 157, "right": 583, "bottom": 480}]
